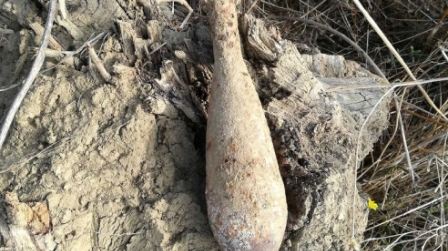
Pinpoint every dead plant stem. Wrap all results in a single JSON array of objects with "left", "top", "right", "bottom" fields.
[
  {"left": 29, "top": 22, "right": 63, "bottom": 51},
  {"left": 157, "top": 0, "right": 193, "bottom": 29},
  {"left": 0, "top": 84, "right": 20, "bottom": 92},
  {"left": 87, "top": 43, "right": 112, "bottom": 82},
  {"left": 393, "top": 93, "right": 416, "bottom": 184},
  {"left": 246, "top": 0, "right": 260, "bottom": 13},
  {"left": 58, "top": 0, "right": 68, "bottom": 19},
  {"left": 0, "top": 28, "right": 14, "bottom": 35},
  {"left": 352, "top": 0, "right": 448, "bottom": 121},
  {"left": 366, "top": 194, "right": 448, "bottom": 231},
  {"left": 10, "top": 51, "right": 29, "bottom": 84},
  {"left": 271, "top": 15, "right": 386, "bottom": 79},
  {"left": 41, "top": 32, "right": 108, "bottom": 73},
  {"left": 329, "top": 76, "right": 448, "bottom": 93}
]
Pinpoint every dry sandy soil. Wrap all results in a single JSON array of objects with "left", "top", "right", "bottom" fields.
[{"left": 0, "top": 0, "right": 390, "bottom": 250}]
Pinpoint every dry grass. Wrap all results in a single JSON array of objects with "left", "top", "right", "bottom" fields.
[{"left": 245, "top": 0, "right": 448, "bottom": 250}]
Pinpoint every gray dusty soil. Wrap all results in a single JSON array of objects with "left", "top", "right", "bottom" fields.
[{"left": 0, "top": 0, "right": 390, "bottom": 250}]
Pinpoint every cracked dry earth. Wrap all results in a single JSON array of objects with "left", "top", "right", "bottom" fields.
[{"left": 0, "top": 0, "right": 390, "bottom": 250}]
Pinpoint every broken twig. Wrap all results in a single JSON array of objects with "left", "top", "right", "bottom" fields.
[
  {"left": 0, "top": 28, "right": 14, "bottom": 35},
  {"left": 58, "top": 0, "right": 68, "bottom": 20},
  {"left": 0, "top": 84, "right": 20, "bottom": 92},
  {"left": 10, "top": 51, "right": 29, "bottom": 84},
  {"left": 29, "top": 22, "right": 63, "bottom": 51},
  {"left": 41, "top": 32, "right": 108, "bottom": 73},
  {"left": 87, "top": 43, "right": 112, "bottom": 82}
]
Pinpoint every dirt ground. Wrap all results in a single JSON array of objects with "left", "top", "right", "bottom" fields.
[{"left": 0, "top": 0, "right": 390, "bottom": 250}]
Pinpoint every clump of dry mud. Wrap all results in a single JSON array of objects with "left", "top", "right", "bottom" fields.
[{"left": 0, "top": 0, "right": 389, "bottom": 250}]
